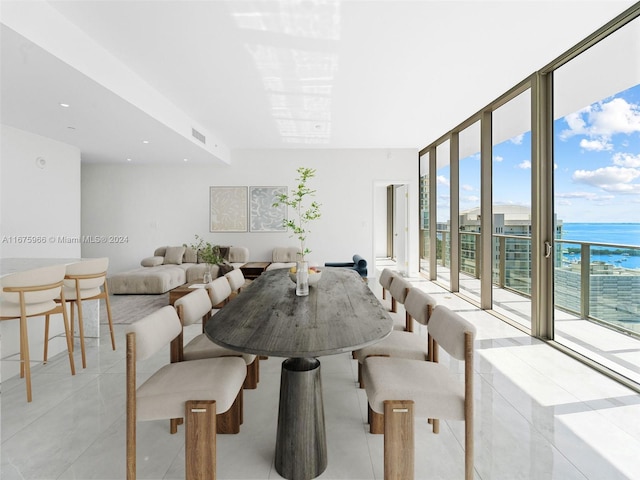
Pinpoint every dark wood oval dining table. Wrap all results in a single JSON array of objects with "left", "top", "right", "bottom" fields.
[{"left": 205, "top": 267, "right": 393, "bottom": 480}]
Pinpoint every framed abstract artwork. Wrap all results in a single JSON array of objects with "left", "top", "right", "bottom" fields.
[
  {"left": 250, "top": 186, "right": 287, "bottom": 232},
  {"left": 209, "top": 186, "right": 248, "bottom": 232}
]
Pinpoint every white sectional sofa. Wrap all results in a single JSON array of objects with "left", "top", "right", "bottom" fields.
[{"left": 108, "top": 245, "right": 249, "bottom": 294}]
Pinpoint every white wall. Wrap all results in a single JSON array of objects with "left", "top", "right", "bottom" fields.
[
  {"left": 81, "top": 148, "right": 419, "bottom": 277},
  {"left": 1, "top": 124, "right": 82, "bottom": 258},
  {"left": 0, "top": 125, "right": 82, "bottom": 380}
]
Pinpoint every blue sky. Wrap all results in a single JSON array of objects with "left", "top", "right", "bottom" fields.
[{"left": 441, "top": 83, "right": 640, "bottom": 224}]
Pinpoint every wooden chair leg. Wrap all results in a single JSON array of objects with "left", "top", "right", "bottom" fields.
[
  {"left": 405, "top": 312, "right": 413, "bottom": 332},
  {"left": 384, "top": 400, "right": 414, "bottom": 480},
  {"left": 69, "top": 302, "right": 76, "bottom": 351},
  {"left": 243, "top": 359, "right": 259, "bottom": 389},
  {"left": 217, "top": 389, "right": 242, "bottom": 434},
  {"left": 60, "top": 299, "right": 76, "bottom": 376},
  {"left": 126, "top": 333, "right": 136, "bottom": 480},
  {"left": 185, "top": 400, "right": 216, "bottom": 480},
  {"left": 369, "top": 404, "right": 384, "bottom": 434},
  {"left": 391, "top": 298, "right": 397, "bottom": 313},
  {"left": 75, "top": 297, "right": 87, "bottom": 368},
  {"left": 432, "top": 418, "right": 440, "bottom": 434},
  {"left": 43, "top": 314, "right": 51, "bottom": 363},
  {"left": 358, "top": 362, "right": 364, "bottom": 388},
  {"left": 170, "top": 418, "right": 180, "bottom": 434},
  {"left": 103, "top": 284, "right": 117, "bottom": 350},
  {"left": 19, "top": 314, "right": 33, "bottom": 402}
]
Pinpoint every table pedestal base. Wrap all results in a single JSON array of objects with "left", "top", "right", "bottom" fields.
[{"left": 275, "top": 357, "right": 327, "bottom": 480}]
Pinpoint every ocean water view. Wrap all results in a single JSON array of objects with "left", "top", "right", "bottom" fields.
[{"left": 559, "top": 223, "right": 640, "bottom": 270}]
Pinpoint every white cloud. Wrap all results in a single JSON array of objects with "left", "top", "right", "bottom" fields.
[
  {"left": 612, "top": 152, "right": 640, "bottom": 168},
  {"left": 559, "top": 107, "right": 590, "bottom": 139},
  {"left": 555, "top": 191, "right": 615, "bottom": 201},
  {"left": 436, "top": 175, "right": 450, "bottom": 187},
  {"left": 579, "top": 138, "right": 612, "bottom": 151},
  {"left": 560, "top": 97, "right": 640, "bottom": 144},
  {"left": 494, "top": 155, "right": 503, "bottom": 162},
  {"left": 572, "top": 166, "right": 640, "bottom": 193},
  {"left": 517, "top": 160, "right": 531, "bottom": 169},
  {"left": 554, "top": 163, "right": 558, "bottom": 170},
  {"left": 462, "top": 195, "right": 479, "bottom": 203},
  {"left": 461, "top": 184, "right": 474, "bottom": 191},
  {"left": 510, "top": 134, "right": 524, "bottom": 145}
]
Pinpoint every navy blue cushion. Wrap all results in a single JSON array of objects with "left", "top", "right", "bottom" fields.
[{"left": 324, "top": 254, "right": 367, "bottom": 277}]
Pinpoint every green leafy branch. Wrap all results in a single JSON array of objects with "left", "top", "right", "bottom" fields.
[
  {"left": 273, "top": 167, "right": 321, "bottom": 260},
  {"left": 185, "top": 234, "right": 223, "bottom": 265}
]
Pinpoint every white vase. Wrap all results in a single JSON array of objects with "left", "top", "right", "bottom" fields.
[{"left": 296, "top": 260, "right": 309, "bottom": 296}]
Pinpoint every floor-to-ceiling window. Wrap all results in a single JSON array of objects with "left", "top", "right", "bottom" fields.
[
  {"left": 419, "top": 151, "right": 430, "bottom": 276},
  {"left": 436, "top": 140, "right": 451, "bottom": 288},
  {"left": 491, "top": 89, "right": 533, "bottom": 329},
  {"left": 419, "top": 5, "right": 640, "bottom": 389},
  {"left": 458, "top": 120, "right": 482, "bottom": 303},
  {"left": 552, "top": 16, "right": 640, "bottom": 384}
]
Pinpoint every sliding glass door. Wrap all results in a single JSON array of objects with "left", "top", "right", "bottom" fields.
[{"left": 552, "top": 17, "right": 640, "bottom": 384}]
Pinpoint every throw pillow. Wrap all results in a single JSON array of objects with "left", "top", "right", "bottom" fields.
[
  {"left": 163, "top": 246, "right": 186, "bottom": 265},
  {"left": 216, "top": 261, "right": 234, "bottom": 277},
  {"left": 141, "top": 256, "right": 164, "bottom": 267},
  {"left": 183, "top": 247, "right": 198, "bottom": 263}
]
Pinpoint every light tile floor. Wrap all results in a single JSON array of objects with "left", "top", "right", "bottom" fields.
[{"left": 2, "top": 270, "right": 640, "bottom": 479}]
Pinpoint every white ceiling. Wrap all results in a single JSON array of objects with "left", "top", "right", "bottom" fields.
[{"left": 1, "top": 0, "right": 635, "bottom": 165}]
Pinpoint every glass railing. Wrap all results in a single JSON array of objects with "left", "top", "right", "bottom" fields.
[
  {"left": 556, "top": 239, "right": 640, "bottom": 336},
  {"left": 420, "top": 231, "right": 640, "bottom": 338}
]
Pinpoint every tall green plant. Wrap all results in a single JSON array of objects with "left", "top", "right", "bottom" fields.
[
  {"left": 273, "top": 167, "right": 321, "bottom": 261},
  {"left": 186, "top": 235, "right": 223, "bottom": 265}
]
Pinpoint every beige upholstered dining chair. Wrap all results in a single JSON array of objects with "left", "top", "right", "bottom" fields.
[
  {"left": 174, "top": 287, "right": 259, "bottom": 391},
  {"left": 356, "top": 287, "right": 436, "bottom": 388},
  {"left": 126, "top": 306, "right": 246, "bottom": 480},
  {"left": 378, "top": 268, "right": 396, "bottom": 305},
  {"left": 224, "top": 268, "right": 248, "bottom": 299},
  {"left": 207, "top": 275, "right": 232, "bottom": 309},
  {"left": 44, "top": 257, "right": 115, "bottom": 369},
  {"left": 362, "top": 305, "right": 476, "bottom": 480},
  {"left": 388, "top": 274, "right": 413, "bottom": 331},
  {"left": 0, "top": 264, "right": 76, "bottom": 402}
]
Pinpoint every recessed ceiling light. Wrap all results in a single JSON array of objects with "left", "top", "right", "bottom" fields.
[
  {"left": 59, "top": 103, "right": 70, "bottom": 108},
  {"left": 183, "top": 158, "right": 189, "bottom": 162},
  {"left": 142, "top": 140, "right": 149, "bottom": 144},
  {"left": 126, "top": 158, "right": 132, "bottom": 162}
]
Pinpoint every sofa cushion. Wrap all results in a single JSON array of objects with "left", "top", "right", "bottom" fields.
[
  {"left": 164, "top": 246, "right": 186, "bottom": 265},
  {"left": 109, "top": 265, "right": 187, "bottom": 294},
  {"left": 141, "top": 256, "right": 164, "bottom": 267},
  {"left": 229, "top": 246, "right": 249, "bottom": 263},
  {"left": 272, "top": 246, "right": 301, "bottom": 263},
  {"left": 154, "top": 246, "right": 168, "bottom": 256},
  {"left": 183, "top": 247, "right": 198, "bottom": 264}
]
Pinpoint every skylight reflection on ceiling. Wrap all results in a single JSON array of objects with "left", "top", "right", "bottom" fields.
[{"left": 231, "top": 1, "right": 340, "bottom": 144}]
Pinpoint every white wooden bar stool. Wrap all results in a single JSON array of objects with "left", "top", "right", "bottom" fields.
[
  {"left": 45, "top": 257, "right": 115, "bottom": 369},
  {"left": 0, "top": 264, "right": 75, "bottom": 402},
  {"left": 126, "top": 306, "right": 246, "bottom": 480}
]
